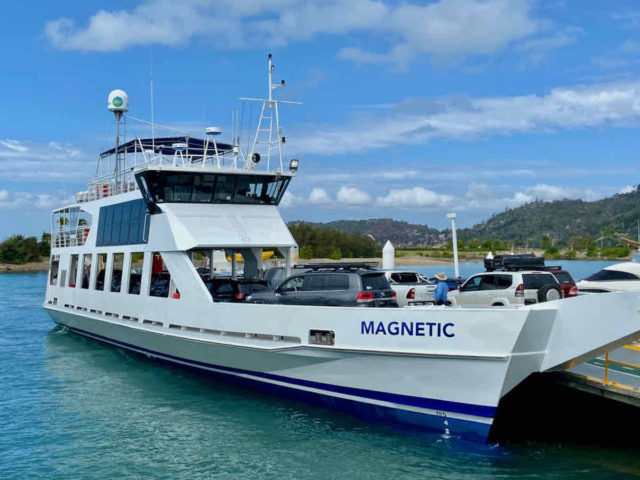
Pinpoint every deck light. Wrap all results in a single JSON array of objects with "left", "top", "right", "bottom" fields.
[{"left": 289, "top": 159, "right": 299, "bottom": 173}]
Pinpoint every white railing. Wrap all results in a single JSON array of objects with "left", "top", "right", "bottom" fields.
[
  {"left": 77, "top": 146, "right": 273, "bottom": 203},
  {"left": 53, "top": 227, "right": 91, "bottom": 248}
]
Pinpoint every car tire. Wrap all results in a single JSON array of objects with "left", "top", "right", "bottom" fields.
[
  {"left": 537, "top": 284, "right": 562, "bottom": 303},
  {"left": 492, "top": 302, "right": 504, "bottom": 307}
]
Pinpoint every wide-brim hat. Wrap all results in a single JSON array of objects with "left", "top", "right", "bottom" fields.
[{"left": 435, "top": 272, "right": 447, "bottom": 281}]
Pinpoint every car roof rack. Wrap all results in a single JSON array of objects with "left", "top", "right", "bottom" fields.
[
  {"left": 490, "top": 265, "right": 563, "bottom": 272},
  {"left": 301, "top": 263, "right": 379, "bottom": 271}
]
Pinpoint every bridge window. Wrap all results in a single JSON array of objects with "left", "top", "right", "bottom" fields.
[
  {"left": 128, "top": 252, "right": 144, "bottom": 295},
  {"left": 137, "top": 171, "right": 290, "bottom": 206}
]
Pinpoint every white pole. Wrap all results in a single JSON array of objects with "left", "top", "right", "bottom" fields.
[
  {"left": 268, "top": 54, "right": 273, "bottom": 102},
  {"left": 447, "top": 213, "right": 460, "bottom": 279}
]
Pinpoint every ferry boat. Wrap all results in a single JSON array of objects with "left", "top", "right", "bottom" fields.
[{"left": 43, "top": 56, "right": 640, "bottom": 442}]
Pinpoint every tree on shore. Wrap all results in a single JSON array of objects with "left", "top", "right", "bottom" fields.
[
  {"left": 0, "top": 234, "right": 50, "bottom": 264},
  {"left": 288, "top": 222, "right": 380, "bottom": 259}
]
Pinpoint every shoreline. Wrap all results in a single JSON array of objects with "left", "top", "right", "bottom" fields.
[
  {"left": 300, "top": 256, "right": 453, "bottom": 266},
  {"left": 1, "top": 253, "right": 630, "bottom": 274},
  {"left": 0, "top": 259, "right": 49, "bottom": 273}
]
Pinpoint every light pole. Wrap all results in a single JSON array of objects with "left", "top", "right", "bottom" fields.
[{"left": 447, "top": 213, "right": 460, "bottom": 279}]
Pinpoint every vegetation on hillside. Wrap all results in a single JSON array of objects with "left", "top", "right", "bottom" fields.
[
  {"left": 299, "top": 188, "right": 640, "bottom": 253},
  {"left": 304, "top": 218, "right": 442, "bottom": 247},
  {"left": 289, "top": 222, "right": 380, "bottom": 259},
  {"left": 0, "top": 234, "right": 50, "bottom": 264},
  {"left": 459, "top": 188, "right": 640, "bottom": 248}
]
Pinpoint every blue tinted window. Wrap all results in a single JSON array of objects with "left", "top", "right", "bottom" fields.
[{"left": 96, "top": 199, "right": 149, "bottom": 247}]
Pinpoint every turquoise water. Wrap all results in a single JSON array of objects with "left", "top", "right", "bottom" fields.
[{"left": 2, "top": 266, "right": 640, "bottom": 479}]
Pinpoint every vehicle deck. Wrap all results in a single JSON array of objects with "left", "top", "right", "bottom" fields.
[{"left": 558, "top": 342, "right": 640, "bottom": 408}]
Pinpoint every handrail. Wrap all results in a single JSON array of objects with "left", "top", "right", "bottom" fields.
[
  {"left": 602, "top": 346, "right": 640, "bottom": 386},
  {"left": 53, "top": 226, "right": 90, "bottom": 248}
]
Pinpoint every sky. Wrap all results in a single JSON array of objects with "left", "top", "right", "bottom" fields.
[{"left": 2, "top": 0, "right": 640, "bottom": 239}]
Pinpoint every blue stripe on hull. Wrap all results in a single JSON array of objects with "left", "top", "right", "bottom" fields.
[{"left": 62, "top": 323, "right": 493, "bottom": 442}]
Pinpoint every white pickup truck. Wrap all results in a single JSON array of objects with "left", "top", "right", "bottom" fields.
[{"left": 383, "top": 270, "right": 436, "bottom": 307}]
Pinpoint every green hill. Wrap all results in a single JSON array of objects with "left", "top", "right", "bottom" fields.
[
  {"left": 459, "top": 188, "right": 640, "bottom": 247},
  {"left": 304, "top": 219, "right": 442, "bottom": 247},
  {"left": 296, "top": 187, "right": 640, "bottom": 248}
]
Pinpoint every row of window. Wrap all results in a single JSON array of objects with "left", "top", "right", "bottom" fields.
[
  {"left": 49, "top": 252, "right": 179, "bottom": 299},
  {"left": 137, "top": 171, "right": 290, "bottom": 206}
]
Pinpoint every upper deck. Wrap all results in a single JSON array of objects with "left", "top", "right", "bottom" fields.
[
  {"left": 54, "top": 54, "right": 299, "bottom": 253},
  {"left": 76, "top": 135, "right": 296, "bottom": 205}
]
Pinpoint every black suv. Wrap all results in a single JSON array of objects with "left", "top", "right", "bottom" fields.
[
  {"left": 204, "top": 277, "right": 270, "bottom": 302},
  {"left": 248, "top": 265, "right": 398, "bottom": 307}
]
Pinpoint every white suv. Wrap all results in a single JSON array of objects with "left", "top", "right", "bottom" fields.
[{"left": 449, "top": 271, "right": 562, "bottom": 307}]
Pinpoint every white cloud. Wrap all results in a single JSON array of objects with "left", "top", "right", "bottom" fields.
[
  {"left": 336, "top": 186, "right": 371, "bottom": 205},
  {"left": 376, "top": 187, "right": 454, "bottom": 208},
  {"left": 456, "top": 182, "right": 607, "bottom": 212},
  {"left": 620, "top": 40, "right": 640, "bottom": 54},
  {"left": 308, "top": 188, "right": 331, "bottom": 204},
  {"left": 618, "top": 185, "right": 636, "bottom": 195},
  {"left": 612, "top": 11, "right": 640, "bottom": 29},
  {"left": 0, "top": 139, "right": 89, "bottom": 183},
  {"left": 279, "top": 191, "right": 296, "bottom": 208},
  {"left": 45, "top": 0, "right": 543, "bottom": 67},
  {"left": 0, "top": 189, "right": 70, "bottom": 210},
  {"left": 515, "top": 26, "right": 582, "bottom": 67},
  {"left": 510, "top": 184, "right": 602, "bottom": 203},
  {"left": 289, "top": 81, "right": 640, "bottom": 155},
  {"left": 339, "top": 0, "right": 538, "bottom": 67},
  {"left": 517, "top": 28, "right": 581, "bottom": 52},
  {"left": 283, "top": 180, "right": 624, "bottom": 216}
]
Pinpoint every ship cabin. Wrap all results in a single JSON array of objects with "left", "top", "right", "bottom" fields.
[{"left": 46, "top": 136, "right": 298, "bottom": 311}]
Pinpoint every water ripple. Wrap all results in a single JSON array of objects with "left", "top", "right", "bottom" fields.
[{"left": 0, "top": 272, "right": 638, "bottom": 479}]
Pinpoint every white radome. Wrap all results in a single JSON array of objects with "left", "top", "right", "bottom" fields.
[{"left": 108, "top": 89, "right": 129, "bottom": 113}]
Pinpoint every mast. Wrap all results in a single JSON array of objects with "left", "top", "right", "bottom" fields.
[
  {"left": 242, "top": 54, "right": 301, "bottom": 172},
  {"left": 108, "top": 89, "right": 129, "bottom": 196}
]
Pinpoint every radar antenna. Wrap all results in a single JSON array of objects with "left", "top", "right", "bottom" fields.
[{"left": 107, "top": 89, "right": 129, "bottom": 194}]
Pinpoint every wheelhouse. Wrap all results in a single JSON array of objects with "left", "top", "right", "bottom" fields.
[{"left": 135, "top": 170, "right": 291, "bottom": 207}]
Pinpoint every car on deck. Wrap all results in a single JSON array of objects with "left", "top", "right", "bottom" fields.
[
  {"left": 383, "top": 270, "right": 436, "bottom": 307},
  {"left": 203, "top": 277, "right": 271, "bottom": 302},
  {"left": 247, "top": 265, "right": 398, "bottom": 307},
  {"left": 449, "top": 270, "right": 562, "bottom": 307}
]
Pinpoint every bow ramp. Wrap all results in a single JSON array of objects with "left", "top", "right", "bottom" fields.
[{"left": 538, "top": 291, "right": 640, "bottom": 372}]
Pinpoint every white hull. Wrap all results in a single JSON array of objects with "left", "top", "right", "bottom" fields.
[{"left": 44, "top": 291, "right": 640, "bottom": 442}]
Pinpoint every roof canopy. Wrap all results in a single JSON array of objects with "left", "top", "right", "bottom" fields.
[{"left": 100, "top": 136, "right": 234, "bottom": 158}]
